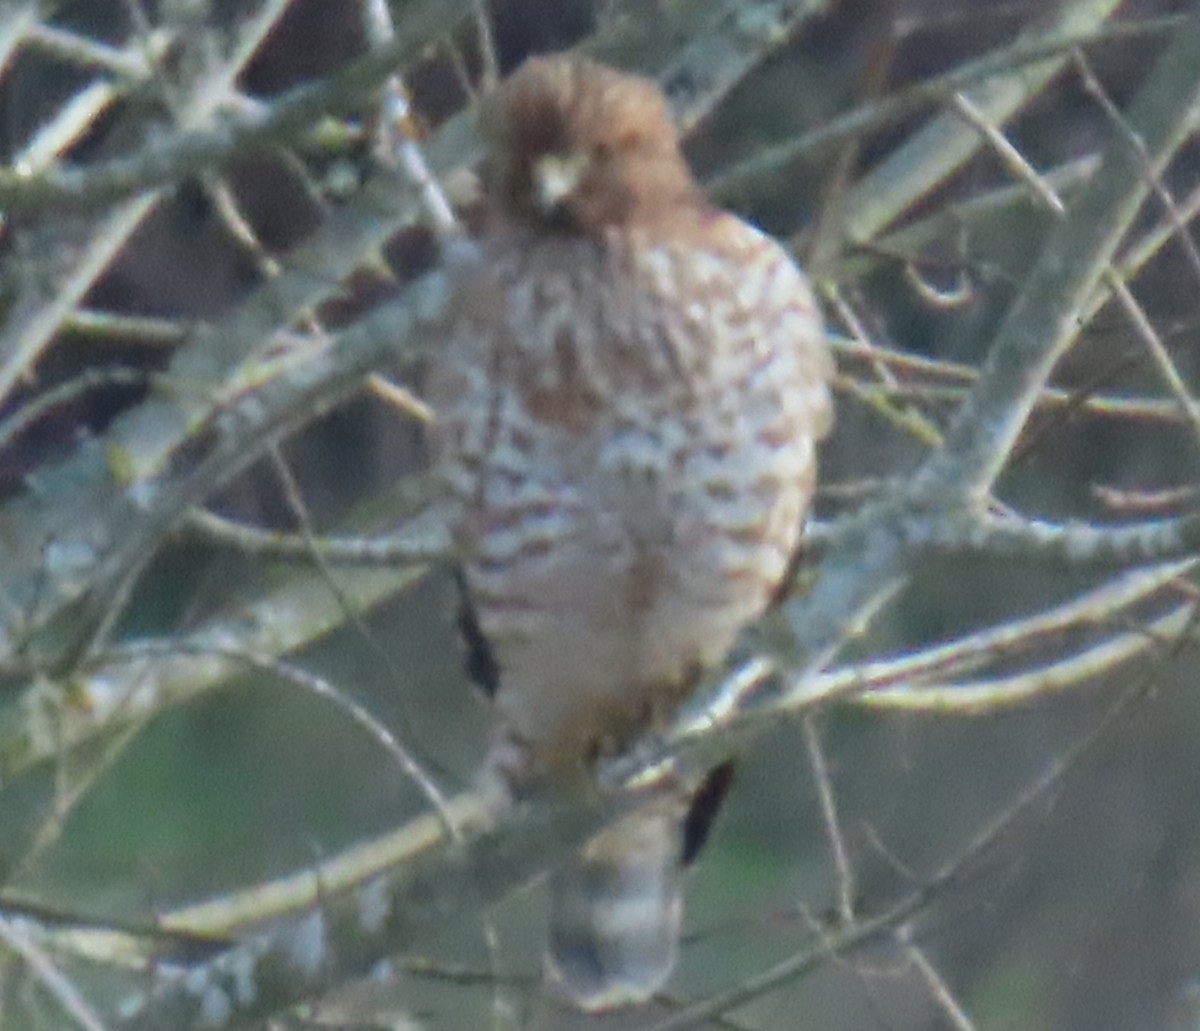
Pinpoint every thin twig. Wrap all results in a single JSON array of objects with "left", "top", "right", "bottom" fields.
[
  {"left": 0, "top": 914, "right": 110, "bottom": 1031},
  {"left": 899, "top": 932, "right": 977, "bottom": 1031},
  {"left": 802, "top": 715, "right": 856, "bottom": 926}
]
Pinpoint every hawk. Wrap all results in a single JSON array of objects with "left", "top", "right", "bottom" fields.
[{"left": 425, "top": 54, "right": 833, "bottom": 1010}]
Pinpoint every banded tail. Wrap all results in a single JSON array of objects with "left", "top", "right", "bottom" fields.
[
  {"left": 545, "top": 764, "right": 734, "bottom": 1011},
  {"left": 546, "top": 804, "right": 683, "bottom": 1011}
]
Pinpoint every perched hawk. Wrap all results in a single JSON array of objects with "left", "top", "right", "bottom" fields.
[{"left": 426, "top": 54, "right": 833, "bottom": 1011}]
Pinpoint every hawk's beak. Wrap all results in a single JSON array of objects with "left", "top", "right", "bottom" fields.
[{"left": 533, "top": 153, "right": 587, "bottom": 213}]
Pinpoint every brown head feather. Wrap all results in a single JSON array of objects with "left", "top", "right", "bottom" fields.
[{"left": 485, "top": 55, "right": 702, "bottom": 235}]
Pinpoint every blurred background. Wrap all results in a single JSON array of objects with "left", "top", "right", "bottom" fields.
[{"left": 2, "top": 0, "right": 1200, "bottom": 1028}]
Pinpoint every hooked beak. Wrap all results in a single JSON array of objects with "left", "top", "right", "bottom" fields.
[{"left": 532, "top": 153, "right": 587, "bottom": 213}]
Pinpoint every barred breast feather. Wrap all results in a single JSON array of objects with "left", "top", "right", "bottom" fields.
[{"left": 424, "top": 53, "right": 832, "bottom": 1012}]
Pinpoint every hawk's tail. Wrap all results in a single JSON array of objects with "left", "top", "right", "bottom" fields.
[
  {"left": 544, "top": 762, "right": 734, "bottom": 1011},
  {"left": 546, "top": 803, "right": 684, "bottom": 1012}
]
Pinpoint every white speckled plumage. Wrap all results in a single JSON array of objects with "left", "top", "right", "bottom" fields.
[
  {"left": 426, "top": 54, "right": 832, "bottom": 1011},
  {"left": 432, "top": 220, "right": 829, "bottom": 766}
]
